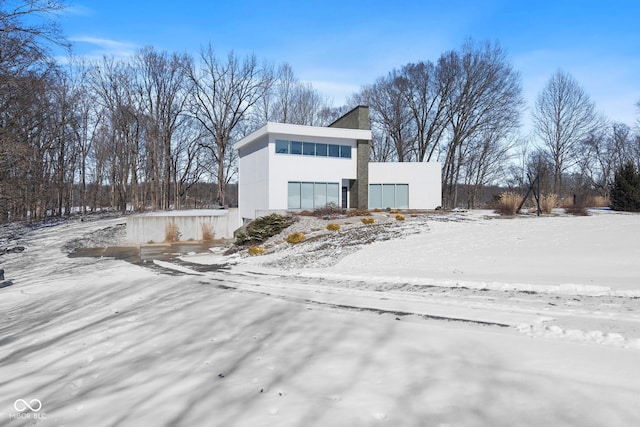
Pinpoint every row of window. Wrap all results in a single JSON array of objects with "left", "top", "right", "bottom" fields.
[
  {"left": 276, "top": 140, "right": 352, "bottom": 159},
  {"left": 287, "top": 182, "right": 410, "bottom": 210},
  {"left": 369, "top": 184, "right": 409, "bottom": 209},
  {"left": 287, "top": 181, "right": 340, "bottom": 209}
]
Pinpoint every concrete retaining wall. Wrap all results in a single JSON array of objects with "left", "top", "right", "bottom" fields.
[{"left": 126, "top": 209, "right": 241, "bottom": 243}]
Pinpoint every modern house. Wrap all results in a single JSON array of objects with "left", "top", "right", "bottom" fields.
[{"left": 236, "top": 106, "right": 441, "bottom": 222}]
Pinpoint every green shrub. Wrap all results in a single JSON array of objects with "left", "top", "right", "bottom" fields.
[
  {"left": 234, "top": 214, "right": 295, "bottom": 246},
  {"left": 326, "top": 223, "right": 341, "bottom": 231},
  {"left": 610, "top": 161, "right": 640, "bottom": 212},
  {"left": 285, "top": 232, "right": 305, "bottom": 244}
]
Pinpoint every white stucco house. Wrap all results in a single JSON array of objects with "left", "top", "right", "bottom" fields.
[{"left": 236, "top": 106, "right": 441, "bottom": 222}]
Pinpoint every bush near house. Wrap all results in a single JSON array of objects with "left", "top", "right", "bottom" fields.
[
  {"left": 610, "top": 161, "right": 640, "bottom": 212},
  {"left": 326, "top": 223, "right": 341, "bottom": 231},
  {"left": 347, "top": 209, "right": 371, "bottom": 217},
  {"left": 234, "top": 214, "right": 295, "bottom": 246},
  {"left": 248, "top": 245, "right": 265, "bottom": 256},
  {"left": 285, "top": 232, "right": 306, "bottom": 244},
  {"left": 361, "top": 217, "right": 375, "bottom": 225},
  {"left": 395, "top": 214, "right": 406, "bottom": 221},
  {"left": 312, "top": 202, "right": 344, "bottom": 218}
]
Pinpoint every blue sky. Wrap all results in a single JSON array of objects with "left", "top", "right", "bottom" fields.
[{"left": 59, "top": 0, "right": 640, "bottom": 129}]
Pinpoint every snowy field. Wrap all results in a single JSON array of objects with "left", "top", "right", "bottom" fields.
[{"left": 1, "top": 209, "right": 639, "bottom": 426}]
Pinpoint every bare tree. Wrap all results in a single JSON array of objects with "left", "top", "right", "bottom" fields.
[
  {"left": 439, "top": 40, "right": 523, "bottom": 208},
  {"left": 353, "top": 70, "right": 414, "bottom": 161},
  {"left": 532, "top": 70, "right": 600, "bottom": 194},
  {"left": 398, "top": 61, "right": 449, "bottom": 162},
  {"left": 185, "top": 44, "right": 274, "bottom": 206},
  {"left": 579, "top": 122, "right": 636, "bottom": 196},
  {"left": 254, "top": 62, "right": 330, "bottom": 127},
  {"left": 0, "top": 0, "right": 69, "bottom": 222},
  {"left": 135, "top": 46, "right": 190, "bottom": 210},
  {"left": 90, "top": 56, "right": 142, "bottom": 212}
]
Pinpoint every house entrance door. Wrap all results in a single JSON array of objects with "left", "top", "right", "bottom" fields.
[{"left": 341, "top": 186, "right": 348, "bottom": 209}]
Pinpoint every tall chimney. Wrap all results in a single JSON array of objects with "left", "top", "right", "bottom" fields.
[{"left": 328, "top": 106, "right": 370, "bottom": 210}]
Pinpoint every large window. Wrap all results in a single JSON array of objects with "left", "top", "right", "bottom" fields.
[
  {"left": 368, "top": 184, "right": 409, "bottom": 209},
  {"left": 275, "top": 139, "right": 351, "bottom": 159},
  {"left": 288, "top": 182, "right": 340, "bottom": 209}
]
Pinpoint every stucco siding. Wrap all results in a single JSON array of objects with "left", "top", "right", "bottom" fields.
[
  {"left": 368, "top": 162, "right": 442, "bottom": 209},
  {"left": 268, "top": 135, "right": 357, "bottom": 211},
  {"left": 238, "top": 136, "right": 270, "bottom": 220}
]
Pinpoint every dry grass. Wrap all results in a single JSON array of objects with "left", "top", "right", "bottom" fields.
[
  {"left": 584, "top": 195, "right": 609, "bottom": 207},
  {"left": 565, "top": 205, "right": 590, "bottom": 216},
  {"left": 326, "top": 223, "right": 341, "bottom": 231},
  {"left": 395, "top": 214, "right": 405, "bottom": 221},
  {"left": 248, "top": 245, "right": 265, "bottom": 256},
  {"left": 361, "top": 217, "right": 375, "bottom": 225},
  {"left": 494, "top": 192, "right": 521, "bottom": 216},
  {"left": 164, "top": 221, "right": 180, "bottom": 242},
  {"left": 347, "top": 209, "right": 371, "bottom": 217},
  {"left": 201, "top": 222, "right": 214, "bottom": 241},
  {"left": 285, "top": 232, "right": 306, "bottom": 244},
  {"left": 540, "top": 193, "right": 557, "bottom": 214},
  {"left": 557, "top": 197, "right": 574, "bottom": 208}
]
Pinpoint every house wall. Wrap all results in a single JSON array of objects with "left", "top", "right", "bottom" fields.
[
  {"left": 368, "top": 162, "right": 442, "bottom": 209},
  {"left": 238, "top": 136, "right": 270, "bottom": 221},
  {"left": 268, "top": 134, "right": 357, "bottom": 212}
]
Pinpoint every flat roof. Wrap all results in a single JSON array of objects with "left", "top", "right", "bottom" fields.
[{"left": 235, "top": 122, "right": 372, "bottom": 151}]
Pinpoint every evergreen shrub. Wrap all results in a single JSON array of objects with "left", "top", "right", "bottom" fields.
[{"left": 610, "top": 162, "right": 640, "bottom": 212}]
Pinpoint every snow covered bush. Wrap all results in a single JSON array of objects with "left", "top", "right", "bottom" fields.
[
  {"left": 326, "top": 223, "right": 340, "bottom": 231},
  {"left": 361, "top": 217, "right": 375, "bottom": 225},
  {"left": 285, "top": 232, "right": 306, "bottom": 244}
]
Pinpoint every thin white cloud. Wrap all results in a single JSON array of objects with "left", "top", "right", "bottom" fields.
[
  {"left": 69, "top": 36, "right": 139, "bottom": 59},
  {"left": 303, "top": 80, "right": 361, "bottom": 106},
  {"left": 61, "top": 5, "right": 94, "bottom": 16}
]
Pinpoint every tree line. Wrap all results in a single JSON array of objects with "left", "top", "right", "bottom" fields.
[{"left": 1, "top": 1, "right": 639, "bottom": 223}]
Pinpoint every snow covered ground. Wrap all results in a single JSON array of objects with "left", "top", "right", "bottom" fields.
[{"left": 1, "top": 210, "right": 639, "bottom": 426}]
